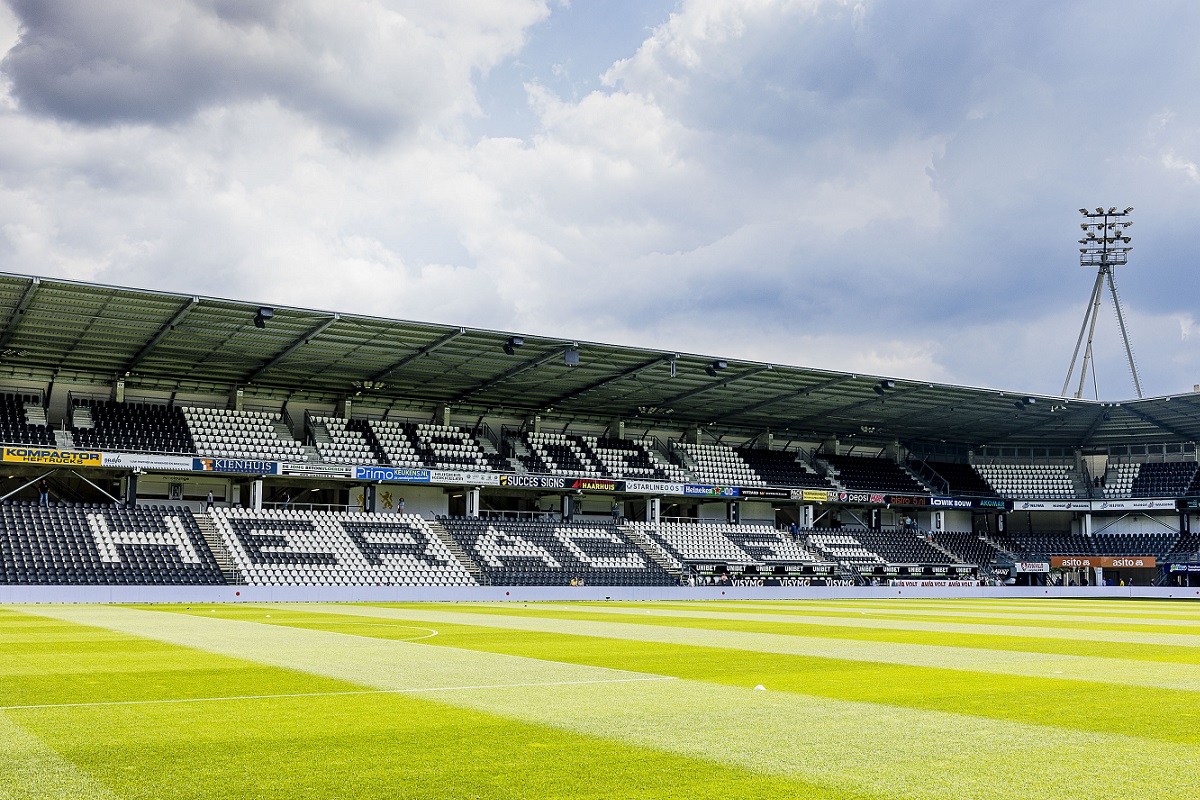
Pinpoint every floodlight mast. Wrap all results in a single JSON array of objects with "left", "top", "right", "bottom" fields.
[{"left": 1061, "top": 207, "right": 1142, "bottom": 400}]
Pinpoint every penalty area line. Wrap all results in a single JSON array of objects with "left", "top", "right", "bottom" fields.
[{"left": 0, "top": 676, "right": 678, "bottom": 713}]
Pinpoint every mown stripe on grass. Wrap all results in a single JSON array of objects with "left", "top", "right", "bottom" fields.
[
  {"left": 306, "top": 603, "right": 1200, "bottom": 691},
  {"left": 385, "top": 602, "right": 1200, "bottom": 666},
  {"left": 26, "top": 605, "right": 1200, "bottom": 800},
  {"left": 0, "top": 712, "right": 120, "bottom": 800},
  {"left": 169, "top": 604, "right": 1200, "bottom": 746},
  {"left": 636, "top": 600, "right": 1200, "bottom": 630},
  {"left": 495, "top": 603, "right": 1200, "bottom": 646},
  {"left": 0, "top": 610, "right": 863, "bottom": 800},
  {"left": 687, "top": 599, "right": 1200, "bottom": 621},
  {"left": 15, "top": 605, "right": 670, "bottom": 693}
]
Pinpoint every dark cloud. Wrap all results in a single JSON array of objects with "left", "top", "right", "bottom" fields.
[{"left": 1, "top": 0, "right": 543, "bottom": 141}]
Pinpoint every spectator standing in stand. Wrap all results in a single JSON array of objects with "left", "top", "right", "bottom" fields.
[
  {"left": 206, "top": 489, "right": 214, "bottom": 510},
  {"left": 398, "top": 497, "right": 406, "bottom": 513},
  {"left": 38, "top": 479, "right": 49, "bottom": 506}
]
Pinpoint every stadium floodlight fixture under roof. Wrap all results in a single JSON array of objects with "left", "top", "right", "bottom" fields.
[
  {"left": 502, "top": 336, "right": 524, "bottom": 356},
  {"left": 253, "top": 307, "right": 274, "bottom": 329},
  {"left": 705, "top": 359, "right": 729, "bottom": 378},
  {"left": 1062, "top": 206, "right": 1142, "bottom": 400}
]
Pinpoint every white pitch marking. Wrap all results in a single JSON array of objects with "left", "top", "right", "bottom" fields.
[
  {"left": 0, "top": 675, "right": 677, "bottom": 713},
  {"left": 320, "top": 622, "right": 439, "bottom": 640}
]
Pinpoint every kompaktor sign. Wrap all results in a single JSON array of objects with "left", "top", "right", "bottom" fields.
[{"left": 3, "top": 447, "right": 101, "bottom": 466}]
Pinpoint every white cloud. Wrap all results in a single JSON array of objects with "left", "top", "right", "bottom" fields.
[
  {"left": 2, "top": 0, "right": 1200, "bottom": 402},
  {"left": 1162, "top": 150, "right": 1200, "bottom": 184}
]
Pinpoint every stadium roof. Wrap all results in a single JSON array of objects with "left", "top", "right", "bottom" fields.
[{"left": 0, "top": 271, "right": 1197, "bottom": 451}]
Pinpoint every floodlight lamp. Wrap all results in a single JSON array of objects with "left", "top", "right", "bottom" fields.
[
  {"left": 564, "top": 347, "right": 580, "bottom": 367},
  {"left": 503, "top": 336, "right": 524, "bottom": 356},
  {"left": 705, "top": 359, "right": 728, "bottom": 377},
  {"left": 1108, "top": 207, "right": 1117, "bottom": 214},
  {"left": 1096, "top": 207, "right": 1104, "bottom": 214},
  {"left": 1078, "top": 208, "right": 1088, "bottom": 214},
  {"left": 1124, "top": 207, "right": 1134, "bottom": 214},
  {"left": 253, "top": 307, "right": 274, "bottom": 329}
]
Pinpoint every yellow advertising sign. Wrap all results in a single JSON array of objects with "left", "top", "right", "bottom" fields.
[{"left": 2, "top": 447, "right": 102, "bottom": 466}]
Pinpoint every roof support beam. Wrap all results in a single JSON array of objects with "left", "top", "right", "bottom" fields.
[
  {"left": 1123, "top": 406, "right": 1196, "bottom": 442},
  {"left": 654, "top": 366, "right": 773, "bottom": 411},
  {"left": 790, "top": 385, "right": 929, "bottom": 430},
  {"left": 369, "top": 328, "right": 465, "bottom": 384},
  {"left": 245, "top": 314, "right": 341, "bottom": 383},
  {"left": 711, "top": 375, "right": 857, "bottom": 423},
  {"left": 1078, "top": 407, "right": 1111, "bottom": 447},
  {"left": 541, "top": 354, "right": 675, "bottom": 412},
  {"left": 122, "top": 296, "right": 199, "bottom": 376},
  {"left": 0, "top": 276, "right": 39, "bottom": 351},
  {"left": 453, "top": 348, "right": 570, "bottom": 404}
]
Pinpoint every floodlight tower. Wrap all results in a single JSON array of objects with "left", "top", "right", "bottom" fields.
[{"left": 1062, "top": 207, "right": 1141, "bottom": 400}]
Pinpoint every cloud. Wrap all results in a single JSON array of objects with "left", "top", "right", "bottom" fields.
[
  {"left": 3, "top": 0, "right": 1200, "bottom": 403},
  {"left": 1, "top": 0, "right": 549, "bottom": 140}
]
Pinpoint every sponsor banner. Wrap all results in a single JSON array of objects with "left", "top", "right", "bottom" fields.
[
  {"left": 1168, "top": 564, "right": 1200, "bottom": 573},
  {"left": 499, "top": 474, "right": 567, "bottom": 490},
  {"left": 283, "top": 463, "right": 352, "bottom": 478},
  {"left": 1011, "top": 561, "right": 1051, "bottom": 573},
  {"left": 624, "top": 480, "right": 686, "bottom": 495},
  {"left": 352, "top": 466, "right": 430, "bottom": 483},
  {"left": 562, "top": 477, "right": 622, "bottom": 492},
  {"left": 835, "top": 491, "right": 887, "bottom": 505},
  {"left": 429, "top": 470, "right": 502, "bottom": 486},
  {"left": 792, "top": 489, "right": 833, "bottom": 502},
  {"left": 886, "top": 494, "right": 928, "bottom": 507},
  {"left": 3, "top": 447, "right": 101, "bottom": 467},
  {"left": 100, "top": 452, "right": 194, "bottom": 470},
  {"left": 1050, "top": 556, "right": 1158, "bottom": 569},
  {"left": 194, "top": 457, "right": 281, "bottom": 475},
  {"left": 975, "top": 498, "right": 1011, "bottom": 510},
  {"left": 931, "top": 496, "right": 973, "bottom": 509},
  {"left": 1091, "top": 498, "right": 1177, "bottom": 511},
  {"left": 1180, "top": 499, "right": 1200, "bottom": 511},
  {"left": 1012, "top": 500, "right": 1090, "bottom": 512},
  {"left": 738, "top": 486, "right": 791, "bottom": 499},
  {"left": 888, "top": 580, "right": 983, "bottom": 587},
  {"left": 683, "top": 484, "right": 739, "bottom": 498}
]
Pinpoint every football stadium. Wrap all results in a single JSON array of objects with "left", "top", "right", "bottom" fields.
[
  {"left": 4, "top": 2, "right": 1200, "bottom": 798},
  {"left": 0, "top": 273, "right": 1198, "bottom": 798}
]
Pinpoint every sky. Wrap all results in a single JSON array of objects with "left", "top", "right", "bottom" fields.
[{"left": 1, "top": 0, "right": 1199, "bottom": 401}]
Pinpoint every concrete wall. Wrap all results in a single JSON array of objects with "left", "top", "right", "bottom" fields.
[{"left": 4, "top": 584, "right": 1199, "bottom": 604}]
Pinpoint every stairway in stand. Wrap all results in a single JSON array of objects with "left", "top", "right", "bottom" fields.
[
  {"left": 194, "top": 512, "right": 245, "bottom": 584},
  {"left": 427, "top": 519, "right": 487, "bottom": 585},
  {"left": 621, "top": 524, "right": 682, "bottom": 580}
]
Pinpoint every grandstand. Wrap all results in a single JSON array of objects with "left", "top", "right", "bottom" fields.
[{"left": 2, "top": 273, "right": 1200, "bottom": 590}]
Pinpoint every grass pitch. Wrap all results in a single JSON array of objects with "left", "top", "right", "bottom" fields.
[{"left": 2, "top": 599, "right": 1198, "bottom": 799}]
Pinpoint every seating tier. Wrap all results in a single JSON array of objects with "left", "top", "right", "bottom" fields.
[
  {"left": 440, "top": 517, "right": 673, "bottom": 586},
  {"left": 213, "top": 509, "right": 475, "bottom": 586},
  {"left": 0, "top": 503, "right": 224, "bottom": 584}
]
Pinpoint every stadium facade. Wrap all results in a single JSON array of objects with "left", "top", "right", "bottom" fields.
[{"left": 1, "top": 272, "right": 1198, "bottom": 594}]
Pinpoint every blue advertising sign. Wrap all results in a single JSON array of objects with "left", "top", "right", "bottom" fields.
[
  {"left": 193, "top": 457, "right": 280, "bottom": 475},
  {"left": 352, "top": 466, "right": 431, "bottom": 483},
  {"left": 683, "top": 484, "right": 739, "bottom": 498}
]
